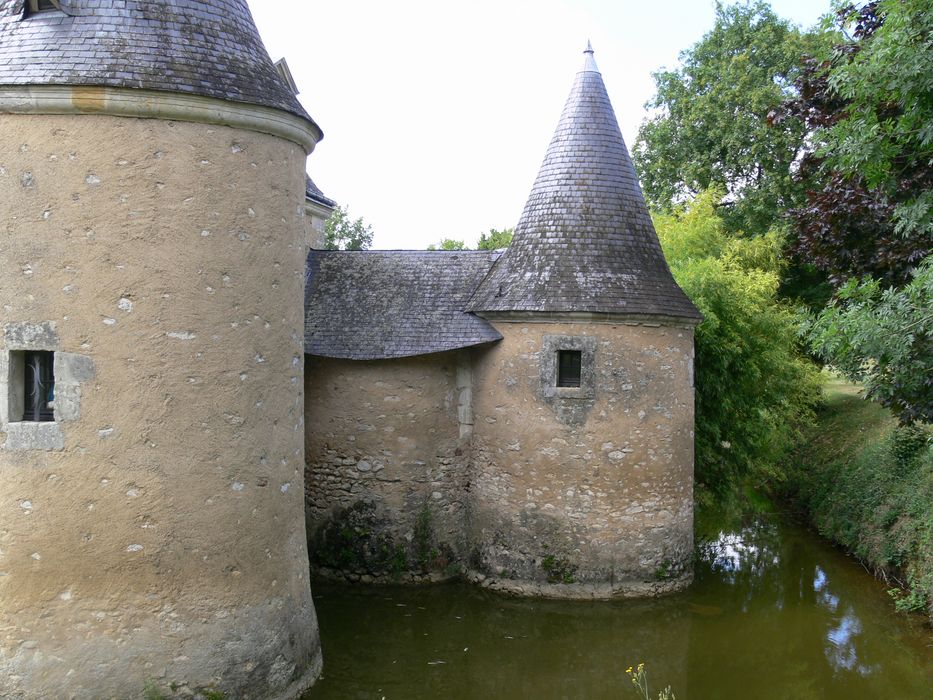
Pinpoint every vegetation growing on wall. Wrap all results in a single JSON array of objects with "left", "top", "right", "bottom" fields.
[
  {"left": 541, "top": 553, "right": 577, "bottom": 584},
  {"left": 310, "top": 500, "right": 456, "bottom": 580},
  {"left": 310, "top": 501, "right": 401, "bottom": 574}
]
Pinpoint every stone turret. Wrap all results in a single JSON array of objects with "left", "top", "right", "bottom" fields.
[
  {"left": 468, "top": 42, "right": 697, "bottom": 320},
  {"left": 0, "top": 1, "right": 322, "bottom": 697},
  {"left": 466, "top": 44, "right": 701, "bottom": 597}
]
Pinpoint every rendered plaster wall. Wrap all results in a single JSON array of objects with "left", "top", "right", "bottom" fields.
[
  {"left": 0, "top": 113, "right": 319, "bottom": 698},
  {"left": 304, "top": 351, "right": 470, "bottom": 580},
  {"left": 468, "top": 320, "right": 695, "bottom": 598}
]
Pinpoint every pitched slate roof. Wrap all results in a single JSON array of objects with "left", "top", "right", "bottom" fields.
[
  {"left": 0, "top": 0, "right": 319, "bottom": 131},
  {"left": 305, "top": 250, "right": 503, "bottom": 360},
  {"left": 305, "top": 175, "right": 336, "bottom": 210},
  {"left": 468, "top": 45, "right": 701, "bottom": 321}
]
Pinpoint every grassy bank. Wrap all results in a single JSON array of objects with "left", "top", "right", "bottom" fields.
[{"left": 782, "top": 377, "right": 933, "bottom": 623}]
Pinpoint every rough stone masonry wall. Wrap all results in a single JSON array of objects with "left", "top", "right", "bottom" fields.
[
  {"left": 467, "top": 320, "right": 695, "bottom": 598},
  {"left": 304, "top": 351, "right": 471, "bottom": 581},
  {"left": 0, "top": 114, "right": 319, "bottom": 699}
]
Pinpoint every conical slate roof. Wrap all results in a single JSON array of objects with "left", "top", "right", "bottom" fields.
[
  {"left": 468, "top": 45, "right": 700, "bottom": 321},
  {"left": 0, "top": 0, "right": 318, "bottom": 130}
]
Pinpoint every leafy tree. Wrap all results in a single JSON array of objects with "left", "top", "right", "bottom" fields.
[
  {"left": 634, "top": 1, "right": 826, "bottom": 234},
  {"left": 324, "top": 204, "right": 373, "bottom": 251},
  {"left": 778, "top": 1, "right": 933, "bottom": 422},
  {"left": 805, "top": 259, "right": 932, "bottom": 424},
  {"left": 427, "top": 238, "right": 467, "bottom": 250},
  {"left": 780, "top": 0, "right": 932, "bottom": 285},
  {"left": 820, "top": 0, "right": 932, "bottom": 241},
  {"left": 654, "top": 190, "right": 822, "bottom": 500},
  {"left": 476, "top": 228, "right": 514, "bottom": 250}
]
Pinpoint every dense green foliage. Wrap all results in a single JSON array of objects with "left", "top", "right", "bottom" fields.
[
  {"left": 805, "top": 260, "right": 932, "bottom": 423},
  {"left": 634, "top": 1, "right": 824, "bottom": 234},
  {"left": 654, "top": 191, "right": 822, "bottom": 500},
  {"left": 426, "top": 238, "right": 467, "bottom": 250},
  {"left": 324, "top": 204, "right": 373, "bottom": 251},
  {"left": 782, "top": 379, "right": 933, "bottom": 621},
  {"left": 476, "top": 227, "right": 514, "bottom": 250},
  {"left": 781, "top": 1, "right": 932, "bottom": 286},
  {"left": 820, "top": 0, "right": 933, "bottom": 240},
  {"left": 634, "top": 0, "right": 932, "bottom": 616},
  {"left": 426, "top": 228, "right": 514, "bottom": 251},
  {"left": 779, "top": 1, "right": 933, "bottom": 423}
]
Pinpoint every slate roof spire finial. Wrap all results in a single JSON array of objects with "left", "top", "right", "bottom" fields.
[
  {"left": 583, "top": 40, "right": 599, "bottom": 73},
  {"left": 467, "top": 45, "right": 701, "bottom": 321}
]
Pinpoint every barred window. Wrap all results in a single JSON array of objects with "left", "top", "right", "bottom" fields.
[
  {"left": 12, "top": 351, "right": 55, "bottom": 422},
  {"left": 557, "top": 350, "right": 582, "bottom": 388}
]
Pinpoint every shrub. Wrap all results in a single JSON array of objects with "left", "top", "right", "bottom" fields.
[{"left": 654, "top": 191, "right": 822, "bottom": 502}]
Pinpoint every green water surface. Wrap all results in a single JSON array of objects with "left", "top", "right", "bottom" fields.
[{"left": 303, "top": 516, "right": 932, "bottom": 699}]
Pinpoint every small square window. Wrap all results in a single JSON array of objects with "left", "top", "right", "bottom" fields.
[
  {"left": 557, "top": 350, "right": 582, "bottom": 388},
  {"left": 10, "top": 350, "right": 55, "bottom": 422}
]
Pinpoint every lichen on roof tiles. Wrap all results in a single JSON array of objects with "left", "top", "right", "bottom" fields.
[
  {"left": 305, "top": 175, "right": 336, "bottom": 209},
  {"left": 304, "top": 250, "right": 503, "bottom": 360},
  {"left": 0, "top": 0, "right": 318, "bottom": 130},
  {"left": 468, "top": 46, "right": 701, "bottom": 321}
]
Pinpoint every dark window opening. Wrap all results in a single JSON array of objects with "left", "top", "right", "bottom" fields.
[
  {"left": 20, "top": 351, "right": 55, "bottom": 422},
  {"left": 26, "top": 0, "right": 60, "bottom": 15},
  {"left": 557, "top": 350, "right": 582, "bottom": 388}
]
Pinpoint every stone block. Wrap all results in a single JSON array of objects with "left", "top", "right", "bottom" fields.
[
  {"left": 2, "top": 321, "right": 58, "bottom": 350},
  {"left": 55, "top": 352, "right": 95, "bottom": 384},
  {"left": 3, "top": 421, "right": 64, "bottom": 451}
]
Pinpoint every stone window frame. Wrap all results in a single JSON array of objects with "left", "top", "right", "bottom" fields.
[
  {"left": 540, "top": 334, "right": 597, "bottom": 400},
  {"left": 1, "top": 322, "right": 94, "bottom": 451}
]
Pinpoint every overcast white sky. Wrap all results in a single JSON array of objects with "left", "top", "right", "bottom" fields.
[{"left": 247, "top": 0, "right": 828, "bottom": 249}]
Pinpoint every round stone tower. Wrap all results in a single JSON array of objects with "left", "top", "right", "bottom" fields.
[
  {"left": 0, "top": 1, "right": 323, "bottom": 697},
  {"left": 466, "top": 44, "right": 702, "bottom": 598}
]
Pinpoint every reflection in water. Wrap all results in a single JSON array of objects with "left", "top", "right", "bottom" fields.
[
  {"left": 305, "top": 517, "right": 933, "bottom": 700},
  {"left": 813, "top": 564, "right": 876, "bottom": 676}
]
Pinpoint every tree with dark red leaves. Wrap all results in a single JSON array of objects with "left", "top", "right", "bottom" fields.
[
  {"left": 779, "top": 1, "right": 932, "bottom": 286},
  {"left": 779, "top": 0, "right": 932, "bottom": 423}
]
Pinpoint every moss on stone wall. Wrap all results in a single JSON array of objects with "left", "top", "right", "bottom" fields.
[{"left": 309, "top": 500, "right": 457, "bottom": 581}]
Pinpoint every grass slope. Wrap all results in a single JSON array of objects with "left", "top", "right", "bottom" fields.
[{"left": 783, "top": 377, "right": 933, "bottom": 622}]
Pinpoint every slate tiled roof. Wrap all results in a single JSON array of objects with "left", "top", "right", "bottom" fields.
[
  {"left": 0, "top": 0, "right": 319, "bottom": 131},
  {"left": 468, "top": 47, "right": 701, "bottom": 322},
  {"left": 305, "top": 175, "right": 336, "bottom": 210},
  {"left": 305, "top": 250, "right": 503, "bottom": 360}
]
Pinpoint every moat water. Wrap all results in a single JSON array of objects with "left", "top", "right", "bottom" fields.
[{"left": 302, "top": 514, "right": 933, "bottom": 699}]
